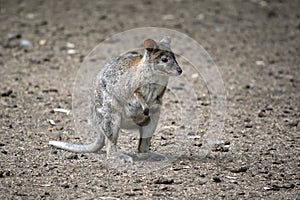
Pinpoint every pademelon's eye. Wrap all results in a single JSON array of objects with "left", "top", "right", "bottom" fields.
[{"left": 161, "top": 57, "right": 168, "bottom": 63}]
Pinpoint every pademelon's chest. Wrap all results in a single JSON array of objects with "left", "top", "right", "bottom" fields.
[
  {"left": 138, "top": 73, "right": 168, "bottom": 105},
  {"left": 139, "top": 83, "right": 166, "bottom": 106}
]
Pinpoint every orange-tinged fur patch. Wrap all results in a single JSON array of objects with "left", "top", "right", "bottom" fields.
[{"left": 129, "top": 55, "right": 143, "bottom": 68}]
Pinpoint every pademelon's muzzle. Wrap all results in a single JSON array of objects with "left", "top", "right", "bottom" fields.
[
  {"left": 173, "top": 62, "right": 182, "bottom": 75},
  {"left": 176, "top": 66, "right": 182, "bottom": 75}
]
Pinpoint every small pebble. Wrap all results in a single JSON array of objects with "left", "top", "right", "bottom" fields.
[
  {"left": 265, "top": 106, "right": 273, "bottom": 111},
  {"left": 0, "top": 170, "right": 11, "bottom": 177},
  {"left": 273, "top": 160, "right": 284, "bottom": 165},
  {"left": 67, "top": 49, "right": 77, "bottom": 55},
  {"left": 258, "top": 111, "right": 266, "bottom": 117},
  {"left": 20, "top": 39, "right": 31, "bottom": 47},
  {"left": 263, "top": 186, "right": 271, "bottom": 190},
  {"left": 245, "top": 124, "right": 253, "bottom": 128},
  {"left": 191, "top": 73, "right": 199, "bottom": 78},
  {"left": 61, "top": 183, "right": 69, "bottom": 188},
  {"left": 51, "top": 150, "right": 58, "bottom": 154},
  {"left": 288, "top": 120, "right": 298, "bottom": 127},
  {"left": 161, "top": 136, "right": 167, "bottom": 140},
  {"left": 268, "top": 10, "right": 277, "bottom": 18},
  {"left": 53, "top": 108, "right": 70, "bottom": 115},
  {"left": 244, "top": 118, "right": 251, "bottom": 123},
  {"left": 238, "top": 191, "right": 245, "bottom": 195},
  {"left": 159, "top": 186, "right": 168, "bottom": 191},
  {"left": 1, "top": 150, "right": 8, "bottom": 154},
  {"left": 39, "top": 39, "right": 47, "bottom": 46},
  {"left": 196, "top": 13, "right": 205, "bottom": 21},
  {"left": 154, "top": 178, "right": 174, "bottom": 184},
  {"left": 7, "top": 33, "right": 15, "bottom": 40},
  {"left": 259, "top": 0, "right": 267, "bottom": 7},
  {"left": 47, "top": 119, "right": 56, "bottom": 126},
  {"left": 42, "top": 89, "right": 58, "bottom": 93},
  {"left": 66, "top": 42, "right": 75, "bottom": 49},
  {"left": 29, "top": 57, "right": 41, "bottom": 64},
  {"left": 39, "top": 20, "right": 48, "bottom": 26},
  {"left": 230, "top": 166, "right": 249, "bottom": 173},
  {"left": 221, "top": 145, "right": 230, "bottom": 152},
  {"left": 99, "top": 15, "right": 107, "bottom": 20},
  {"left": 212, "top": 176, "right": 221, "bottom": 183},
  {"left": 26, "top": 13, "right": 35, "bottom": 19},
  {"left": 255, "top": 60, "right": 265, "bottom": 66},
  {"left": 67, "top": 154, "right": 79, "bottom": 160},
  {"left": 1, "top": 89, "right": 13, "bottom": 97},
  {"left": 162, "top": 14, "right": 175, "bottom": 20},
  {"left": 244, "top": 84, "right": 253, "bottom": 89},
  {"left": 200, "top": 101, "right": 210, "bottom": 106},
  {"left": 215, "top": 27, "right": 222, "bottom": 32},
  {"left": 281, "top": 183, "right": 295, "bottom": 189}
]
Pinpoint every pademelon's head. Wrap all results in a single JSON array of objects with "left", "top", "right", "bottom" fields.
[{"left": 143, "top": 37, "right": 182, "bottom": 76}]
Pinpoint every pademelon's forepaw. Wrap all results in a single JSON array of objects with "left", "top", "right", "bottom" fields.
[{"left": 143, "top": 107, "right": 150, "bottom": 116}]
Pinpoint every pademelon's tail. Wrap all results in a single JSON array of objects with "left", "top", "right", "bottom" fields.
[{"left": 49, "top": 134, "right": 105, "bottom": 153}]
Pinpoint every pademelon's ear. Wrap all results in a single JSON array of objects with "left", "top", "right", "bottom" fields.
[
  {"left": 159, "top": 36, "right": 171, "bottom": 48},
  {"left": 144, "top": 39, "right": 157, "bottom": 52}
]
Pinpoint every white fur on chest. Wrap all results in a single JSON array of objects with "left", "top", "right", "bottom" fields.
[{"left": 139, "top": 67, "right": 169, "bottom": 103}]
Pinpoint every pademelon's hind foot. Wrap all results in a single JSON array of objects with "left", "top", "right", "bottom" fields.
[
  {"left": 108, "top": 152, "right": 134, "bottom": 163},
  {"left": 107, "top": 152, "right": 133, "bottom": 163},
  {"left": 136, "top": 151, "right": 168, "bottom": 162}
]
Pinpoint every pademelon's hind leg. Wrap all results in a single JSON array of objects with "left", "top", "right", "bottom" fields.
[
  {"left": 98, "top": 102, "right": 133, "bottom": 163},
  {"left": 137, "top": 107, "right": 167, "bottom": 161}
]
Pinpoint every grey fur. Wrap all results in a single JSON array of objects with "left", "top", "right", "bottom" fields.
[{"left": 49, "top": 37, "right": 182, "bottom": 162}]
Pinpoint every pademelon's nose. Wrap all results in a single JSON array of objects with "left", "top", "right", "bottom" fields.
[{"left": 177, "top": 67, "right": 182, "bottom": 75}]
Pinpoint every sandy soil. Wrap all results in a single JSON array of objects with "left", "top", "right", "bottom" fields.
[{"left": 0, "top": 0, "right": 299, "bottom": 199}]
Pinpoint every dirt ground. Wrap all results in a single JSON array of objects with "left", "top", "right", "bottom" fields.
[{"left": 0, "top": 0, "right": 299, "bottom": 199}]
